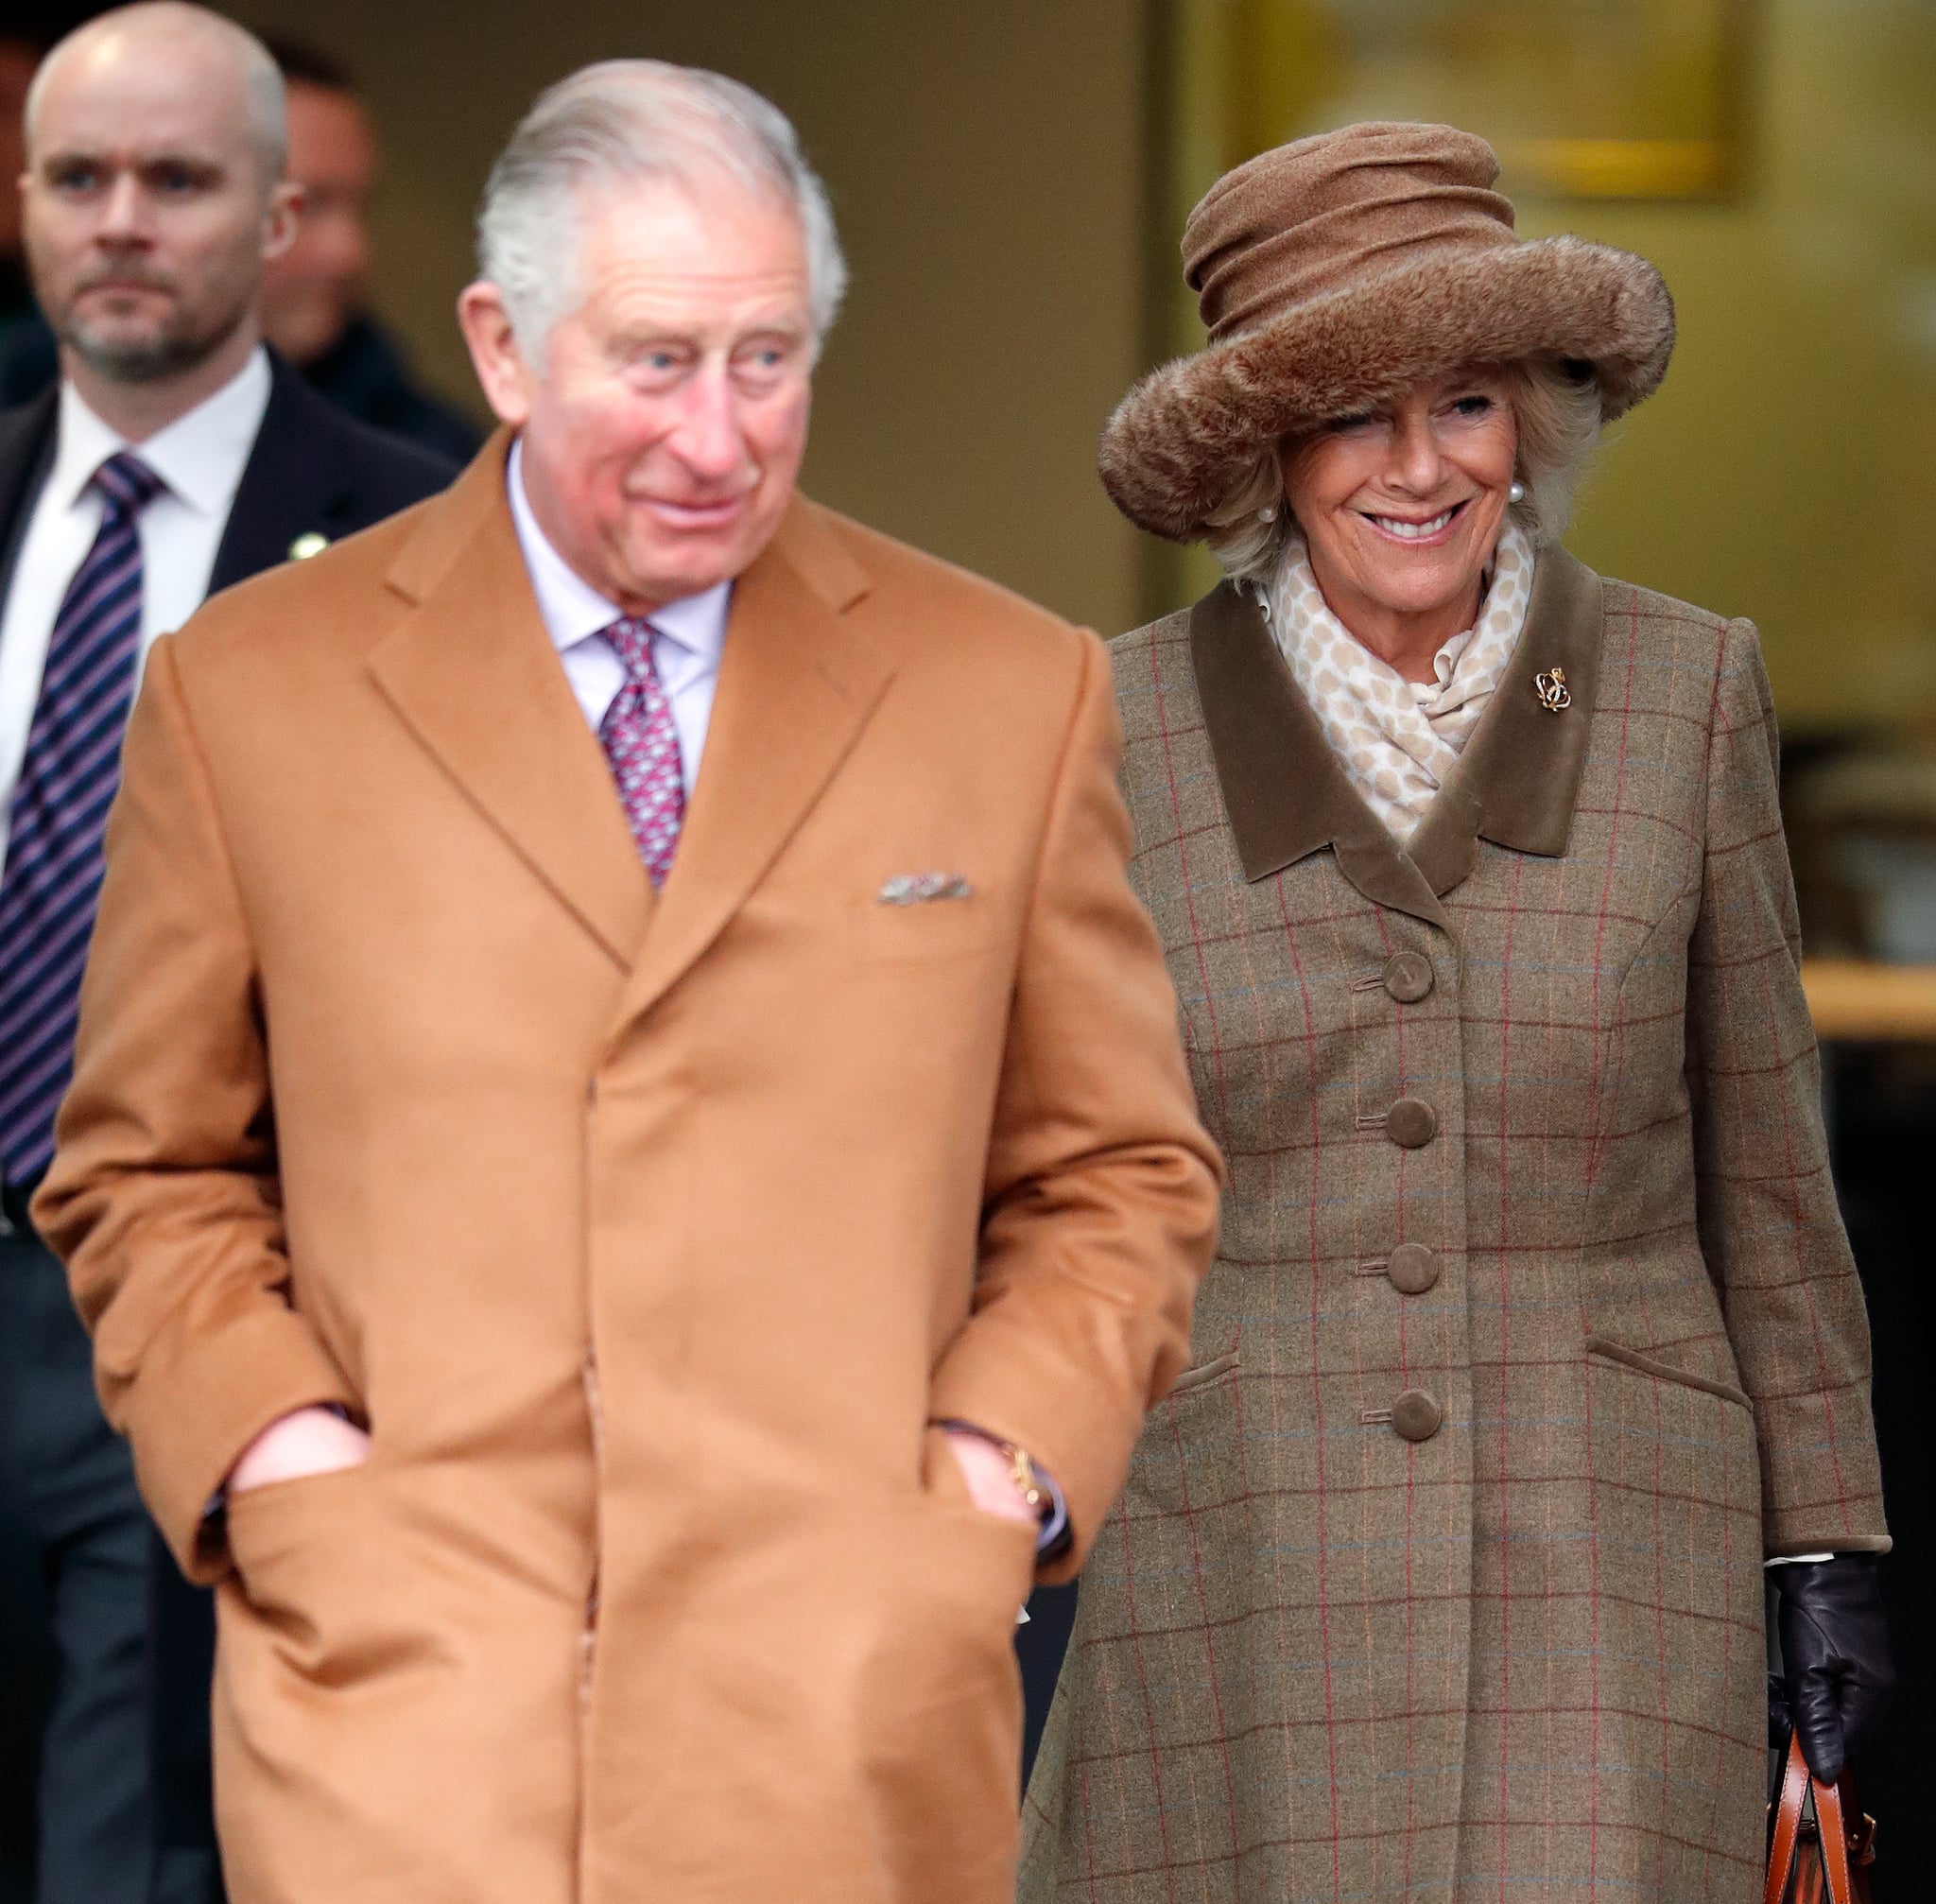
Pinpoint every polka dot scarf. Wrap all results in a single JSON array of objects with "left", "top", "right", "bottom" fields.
[{"left": 1263, "top": 518, "right": 1536, "bottom": 845}]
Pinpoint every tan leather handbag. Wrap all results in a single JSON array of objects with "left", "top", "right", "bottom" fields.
[{"left": 1766, "top": 1734, "right": 1876, "bottom": 1904}]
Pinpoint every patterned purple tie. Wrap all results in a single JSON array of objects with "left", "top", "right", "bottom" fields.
[
  {"left": 0, "top": 450, "right": 164, "bottom": 1185},
  {"left": 599, "top": 616, "right": 685, "bottom": 888}
]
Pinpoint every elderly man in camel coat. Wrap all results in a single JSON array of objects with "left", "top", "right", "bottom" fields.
[{"left": 34, "top": 60, "right": 1221, "bottom": 1904}]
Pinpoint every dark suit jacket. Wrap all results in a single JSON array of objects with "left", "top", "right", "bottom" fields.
[
  {"left": 0, "top": 306, "right": 484, "bottom": 467},
  {"left": 0, "top": 350, "right": 457, "bottom": 603},
  {"left": 0, "top": 351, "right": 457, "bottom": 1873}
]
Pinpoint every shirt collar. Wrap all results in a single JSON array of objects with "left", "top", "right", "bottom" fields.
[
  {"left": 507, "top": 437, "right": 731, "bottom": 663},
  {"left": 50, "top": 346, "right": 271, "bottom": 517}
]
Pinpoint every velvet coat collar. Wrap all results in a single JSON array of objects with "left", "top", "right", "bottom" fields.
[{"left": 1188, "top": 543, "right": 1604, "bottom": 931}]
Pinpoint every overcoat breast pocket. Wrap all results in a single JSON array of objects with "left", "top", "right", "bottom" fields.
[{"left": 857, "top": 885, "right": 1000, "bottom": 963}]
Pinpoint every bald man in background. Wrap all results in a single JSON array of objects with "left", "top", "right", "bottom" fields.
[
  {"left": 0, "top": 10, "right": 453, "bottom": 1902},
  {"left": 0, "top": 32, "right": 482, "bottom": 462}
]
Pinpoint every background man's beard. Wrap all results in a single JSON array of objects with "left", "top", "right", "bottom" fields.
[{"left": 60, "top": 302, "right": 246, "bottom": 385}]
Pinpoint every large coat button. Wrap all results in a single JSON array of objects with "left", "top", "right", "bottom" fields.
[
  {"left": 1385, "top": 1098, "right": 1437, "bottom": 1148},
  {"left": 1391, "top": 1390, "right": 1443, "bottom": 1441},
  {"left": 1388, "top": 1243, "right": 1440, "bottom": 1293},
  {"left": 1382, "top": 951, "right": 1435, "bottom": 1003}
]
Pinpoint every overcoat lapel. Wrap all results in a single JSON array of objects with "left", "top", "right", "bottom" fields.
[
  {"left": 616, "top": 496, "right": 890, "bottom": 1027},
  {"left": 369, "top": 437, "right": 649, "bottom": 970},
  {"left": 1189, "top": 545, "right": 1606, "bottom": 925}
]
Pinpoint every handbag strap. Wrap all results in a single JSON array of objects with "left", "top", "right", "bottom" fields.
[
  {"left": 1767, "top": 1733, "right": 1813, "bottom": 1904},
  {"left": 1767, "top": 1734, "right": 1876, "bottom": 1904},
  {"left": 1814, "top": 1760, "right": 1856, "bottom": 1902}
]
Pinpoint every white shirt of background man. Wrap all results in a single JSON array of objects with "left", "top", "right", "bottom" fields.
[
  {"left": 0, "top": 346, "right": 273, "bottom": 867},
  {"left": 507, "top": 436, "right": 729, "bottom": 793}
]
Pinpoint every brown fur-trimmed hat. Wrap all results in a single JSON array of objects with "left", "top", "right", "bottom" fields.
[{"left": 1100, "top": 121, "right": 1675, "bottom": 543}]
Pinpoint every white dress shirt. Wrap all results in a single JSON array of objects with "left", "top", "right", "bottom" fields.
[
  {"left": 0, "top": 347, "right": 272, "bottom": 866},
  {"left": 506, "top": 438, "right": 729, "bottom": 794}
]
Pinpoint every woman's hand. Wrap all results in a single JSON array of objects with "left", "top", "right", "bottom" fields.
[
  {"left": 1770, "top": 1554, "right": 1894, "bottom": 1782},
  {"left": 227, "top": 1405, "right": 370, "bottom": 1496}
]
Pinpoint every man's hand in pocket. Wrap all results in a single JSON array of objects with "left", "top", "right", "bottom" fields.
[
  {"left": 228, "top": 1406, "right": 371, "bottom": 1496},
  {"left": 942, "top": 1428, "right": 1041, "bottom": 1526}
]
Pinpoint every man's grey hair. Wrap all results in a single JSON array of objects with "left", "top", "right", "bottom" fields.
[
  {"left": 478, "top": 61, "right": 847, "bottom": 364},
  {"left": 1201, "top": 355, "right": 1605, "bottom": 589},
  {"left": 24, "top": 3, "right": 287, "bottom": 188}
]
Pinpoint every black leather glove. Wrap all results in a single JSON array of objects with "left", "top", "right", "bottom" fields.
[{"left": 1767, "top": 1554, "right": 1893, "bottom": 1783}]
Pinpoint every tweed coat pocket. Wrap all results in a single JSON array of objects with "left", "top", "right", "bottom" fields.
[
  {"left": 1584, "top": 1334, "right": 1752, "bottom": 1409},
  {"left": 1165, "top": 1348, "right": 1239, "bottom": 1397},
  {"left": 1543, "top": 1352, "right": 1766, "bottom": 1900}
]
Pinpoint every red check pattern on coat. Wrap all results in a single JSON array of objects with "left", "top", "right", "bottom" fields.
[{"left": 1021, "top": 560, "right": 1887, "bottom": 1903}]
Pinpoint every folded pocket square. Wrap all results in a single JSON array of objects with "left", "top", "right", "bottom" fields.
[{"left": 877, "top": 872, "right": 973, "bottom": 906}]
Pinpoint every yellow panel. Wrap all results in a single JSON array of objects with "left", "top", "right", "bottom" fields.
[{"left": 1151, "top": 0, "right": 1936, "bottom": 734}]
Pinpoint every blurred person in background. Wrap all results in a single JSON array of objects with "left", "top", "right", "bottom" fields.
[
  {"left": 31, "top": 55, "right": 1218, "bottom": 1904},
  {"left": 254, "top": 36, "right": 480, "bottom": 464},
  {"left": 0, "top": 32, "right": 44, "bottom": 331},
  {"left": 0, "top": 30, "right": 481, "bottom": 463},
  {"left": 1022, "top": 122, "right": 1893, "bottom": 1904},
  {"left": 0, "top": 8, "right": 454, "bottom": 1901}
]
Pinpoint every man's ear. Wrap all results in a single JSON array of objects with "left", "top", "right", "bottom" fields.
[
  {"left": 457, "top": 282, "right": 534, "bottom": 428},
  {"left": 261, "top": 180, "right": 302, "bottom": 264}
]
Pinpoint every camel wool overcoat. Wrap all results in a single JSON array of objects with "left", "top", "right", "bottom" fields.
[
  {"left": 34, "top": 441, "right": 1223, "bottom": 1904},
  {"left": 1021, "top": 551, "right": 1888, "bottom": 1903}
]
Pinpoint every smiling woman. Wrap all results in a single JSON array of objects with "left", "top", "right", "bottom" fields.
[
  {"left": 1021, "top": 119, "right": 1894, "bottom": 1904},
  {"left": 1201, "top": 353, "right": 1601, "bottom": 612},
  {"left": 1276, "top": 367, "right": 1519, "bottom": 677}
]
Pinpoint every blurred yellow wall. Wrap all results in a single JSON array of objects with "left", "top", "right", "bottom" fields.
[
  {"left": 1530, "top": 0, "right": 1936, "bottom": 734},
  {"left": 216, "top": 2, "right": 1935, "bottom": 729},
  {"left": 1165, "top": 0, "right": 1936, "bottom": 734},
  {"left": 220, "top": 0, "right": 1156, "bottom": 638}
]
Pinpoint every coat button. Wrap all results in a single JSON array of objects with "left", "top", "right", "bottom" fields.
[
  {"left": 1385, "top": 1098, "right": 1437, "bottom": 1148},
  {"left": 1391, "top": 1390, "right": 1443, "bottom": 1442},
  {"left": 1388, "top": 1243, "right": 1440, "bottom": 1294},
  {"left": 1382, "top": 951, "right": 1435, "bottom": 1003}
]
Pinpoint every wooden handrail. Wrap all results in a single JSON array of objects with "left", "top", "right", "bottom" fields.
[{"left": 1802, "top": 959, "right": 1936, "bottom": 1042}]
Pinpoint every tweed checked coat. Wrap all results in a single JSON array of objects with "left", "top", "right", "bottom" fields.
[{"left": 1021, "top": 549, "right": 1888, "bottom": 1903}]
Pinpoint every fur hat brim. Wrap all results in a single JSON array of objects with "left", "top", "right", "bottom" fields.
[{"left": 1099, "top": 235, "right": 1674, "bottom": 543}]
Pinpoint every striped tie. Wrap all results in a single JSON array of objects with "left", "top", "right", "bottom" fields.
[{"left": 0, "top": 451, "right": 164, "bottom": 1186}]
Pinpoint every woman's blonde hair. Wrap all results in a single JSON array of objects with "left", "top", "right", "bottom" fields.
[{"left": 1200, "top": 355, "right": 1604, "bottom": 590}]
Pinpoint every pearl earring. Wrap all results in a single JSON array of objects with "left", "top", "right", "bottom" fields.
[
  {"left": 1509, "top": 480, "right": 1527, "bottom": 505},
  {"left": 1257, "top": 503, "right": 1277, "bottom": 523}
]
